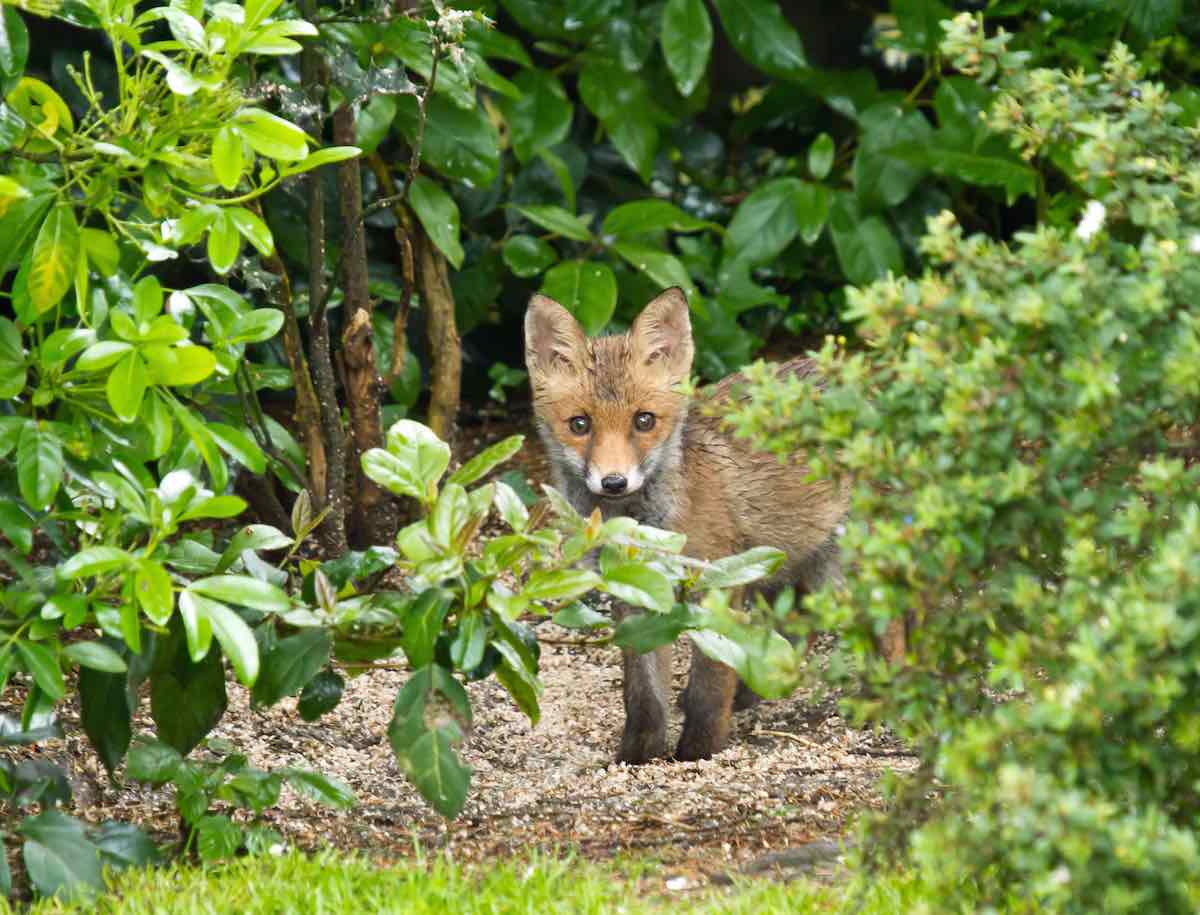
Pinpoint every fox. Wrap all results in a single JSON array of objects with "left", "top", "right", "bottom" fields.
[{"left": 524, "top": 286, "right": 848, "bottom": 764}]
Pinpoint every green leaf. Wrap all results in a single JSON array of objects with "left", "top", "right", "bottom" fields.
[
  {"left": 188, "top": 576, "right": 289, "bottom": 614},
  {"left": 539, "top": 260, "right": 617, "bottom": 336},
  {"left": 447, "top": 434, "right": 523, "bottom": 487},
  {"left": 17, "top": 640, "right": 64, "bottom": 701},
  {"left": 279, "top": 146, "right": 362, "bottom": 177},
  {"left": 0, "top": 7, "right": 29, "bottom": 81},
  {"left": 106, "top": 350, "right": 147, "bottom": 422},
  {"left": 829, "top": 195, "right": 903, "bottom": 285},
  {"left": 0, "top": 500, "right": 32, "bottom": 554},
  {"left": 1127, "top": 0, "right": 1182, "bottom": 38},
  {"left": 79, "top": 659, "right": 132, "bottom": 775},
  {"left": 695, "top": 546, "right": 786, "bottom": 589},
  {"left": 611, "top": 242, "right": 696, "bottom": 298},
  {"left": 612, "top": 603, "right": 704, "bottom": 654},
  {"left": 493, "top": 639, "right": 543, "bottom": 725},
  {"left": 196, "top": 601, "right": 259, "bottom": 686},
  {"left": 578, "top": 61, "right": 657, "bottom": 182},
  {"left": 409, "top": 176, "right": 463, "bottom": 269},
  {"left": 75, "top": 340, "right": 134, "bottom": 372},
  {"left": 500, "top": 69, "right": 573, "bottom": 162},
  {"left": 711, "top": 0, "right": 808, "bottom": 80},
  {"left": 388, "top": 666, "right": 471, "bottom": 818},
  {"left": 196, "top": 815, "right": 240, "bottom": 862},
  {"left": 515, "top": 204, "right": 593, "bottom": 242},
  {"left": 59, "top": 546, "right": 131, "bottom": 579},
  {"left": 795, "top": 183, "right": 832, "bottom": 246},
  {"left": 28, "top": 203, "right": 79, "bottom": 314},
  {"left": 553, "top": 601, "right": 609, "bottom": 629},
  {"left": 853, "top": 104, "right": 933, "bottom": 210},
  {"left": 524, "top": 568, "right": 602, "bottom": 602},
  {"left": 376, "top": 419, "right": 452, "bottom": 501},
  {"left": 233, "top": 108, "right": 308, "bottom": 161},
  {"left": 892, "top": 142, "right": 1038, "bottom": 205},
  {"left": 80, "top": 228, "right": 119, "bottom": 275},
  {"left": 724, "top": 177, "right": 804, "bottom": 265},
  {"left": 92, "top": 822, "right": 162, "bottom": 871},
  {"left": 126, "top": 739, "right": 184, "bottom": 783},
  {"left": 228, "top": 308, "right": 284, "bottom": 344},
  {"left": 252, "top": 629, "right": 331, "bottom": 707},
  {"left": 217, "top": 524, "right": 293, "bottom": 573},
  {"left": 133, "top": 559, "right": 174, "bottom": 626},
  {"left": 280, "top": 768, "right": 356, "bottom": 808},
  {"left": 228, "top": 208, "right": 274, "bottom": 257},
  {"left": 0, "top": 316, "right": 24, "bottom": 398},
  {"left": 401, "top": 590, "right": 452, "bottom": 669},
  {"left": 356, "top": 95, "right": 397, "bottom": 154},
  {"left": 297, "top": 669, "right": 343, "bottom": 721},
  {"left": 493, "top": 481, "right": 529, "bottom": 531},
  {"left": 661, "top": 0, "right": 712, "bottom": 97},
  {"left": 17, "top": 421, "right": 62, "bottom": 510},
  {"left": 602, "top": 199, "right": 717, "bottom": 238},
  {"left": 449, "top": 612, "right": 487, "bottom": 671},
  {"left": 808, "top": 132, "right": 835, "bottom": 181},
  {"left": 502, "top": 234, "right": 557, "bottom": 277},
  {"left": 212, "top": 125, "right": 243, "bottom": 190},
  {"left": 395, "top": 94, "right": 499, "bottom": 188},
  {"left": 602, "top": 563, "right": 676, "bottom": 614},
  {"left": 19, "top": 811, "right": 103, "bottom": 899},
  {"left": 63, "top": 641, "right": 127, "bottom": 674},
  {"left": 207, "top": 209, "right": 241, "bottom": 274},
  {"left": 207, "top": 422, "right": 268, "bottom": 474}
]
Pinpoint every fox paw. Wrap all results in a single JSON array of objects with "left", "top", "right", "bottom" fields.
[
  {"left": 617, "top": 727, "right": 668, "bottom": 765},
  {"left": 674, "top": 726, "right": 725, "bottom": 762}
]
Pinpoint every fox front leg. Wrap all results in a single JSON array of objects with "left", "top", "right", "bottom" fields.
[
  {"left": 613, "top": 602, "right": 672, "bottom": 764},
  {"left": 676, "top": 650, "right": 738, "bottom": 761}
]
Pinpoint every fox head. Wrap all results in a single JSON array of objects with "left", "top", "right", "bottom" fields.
[{"left": 524, "top": 287, "right": 694, "bottom": 500}]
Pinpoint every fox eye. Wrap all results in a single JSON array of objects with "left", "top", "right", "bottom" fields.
[
  {"left": 634, "top": 412, "right": 656, "bottom": 432},
  {"left": 568, "top": 415, "right": 591, "bottom": 435}
]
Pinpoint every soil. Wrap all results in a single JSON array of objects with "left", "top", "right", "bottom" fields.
[{"left": 0, "top": 412, "right": 917, "bottom": 889}]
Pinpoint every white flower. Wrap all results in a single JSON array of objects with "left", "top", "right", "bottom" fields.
[
  {"left": 1075, "top": 200, "right": 1106, "bottom": 241},
  {"left": 158, "top": 469, "right": 197, "bottom": 504},
  {"left": 269, "top": 843, "right": 287, "bottom": 857},
  {"left": 1188, "top": 233, "right": 1200, "bottom": 254}
]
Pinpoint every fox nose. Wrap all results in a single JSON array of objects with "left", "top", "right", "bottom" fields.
[{"left": 600, "top": 474, "right": 628, "bottom": 495}]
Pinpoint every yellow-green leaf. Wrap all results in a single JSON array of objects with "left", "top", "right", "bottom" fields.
[{"left": 28, "top": 203, "right": 79, "bottom": 313}]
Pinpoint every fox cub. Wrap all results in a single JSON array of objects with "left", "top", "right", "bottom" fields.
[{"left": 525, "top": 287, "right": 846, "bottom": 763}]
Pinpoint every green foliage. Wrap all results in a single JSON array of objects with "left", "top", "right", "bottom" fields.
[
  {"left": 125, "top": 737, "right": 353, "bottom": 861},
  {"left": 726, "top": 26, "right": 1200, "bottom": 913}
]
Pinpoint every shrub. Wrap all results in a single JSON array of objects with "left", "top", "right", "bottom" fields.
[{"left": 726, "top": 21, "right": 1200, "bottom": 913}]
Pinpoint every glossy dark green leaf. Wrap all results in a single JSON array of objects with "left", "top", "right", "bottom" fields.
[
  {"left": 19, "top": 810, "right": 103, "bottom": 899},
  {"left": 1127, "top": 0, "right": 1182, "bottom": 38},
  {"left": 252, "top": 629, "right": 331, "bottom": 707},
  {"left": 0, "top": 500, "right": 32, "bottom": 554},
  {"left": 196, "top": 814, "right": 241, "bottom": 861},
  {"left": 493, "top": 639, "right": 542, "bottom": 725},
  {"left": 501, "top": 69, "right": 573, "bottom": 162},
  {"left": 93, "top": 822, "right": 162, "bottom": 870},
  {"left": 724, "top": 177, "right": 804, "bottom": 265},
  {"left": 125, "top": 739, "right": 183, "bottom": 783},
  {"left": 612, "top": 603, "right": 704, "bottom": 654},
  {"left": 502, "top": 234, "right": 557, "bottom": 277},
  {"left": 578, "top": 61, "right": 657, "bottom": 182},
  {"left": 612, "top": 241, "right": 695, "bottom": 297},
  {"left": 388, "top": 666, "right": 471, "bottom": 818},
  {"left": 297, "top": 669, "right": 343, "bottom": 721},
  {"left": 853, "top": 104, "right": 933, "bottom": 210},
  {"left": 829, "top": 195, "right": 903, "bottom": 285},
  {"left": 401, "top": 590, "right": 452, "bottom": 669},
  {"left": 280, "top": 768, "right": 355, "bottom": 808},
  {"left": 79, "top": 662, "right": 132, "bottom": 775},
  {"left": 661, "top": 0, "right": 712, "bottom": 97},
  {"left": 150, "top": 642, "right": 227, "bottom": 756},
  {"left": 106, "top": 350, "right": 147, "bottom": 423},
  {"left": 396, "top": 94, "right": 499, "bottom": 188},
  {"left": 712, "top": 0, "right": 808, "bottom": 80},
  {"left": 552, "top": 602, "right": 609, "bottom": 629},
  {"left": 409, "top": 176, "right": 464, "bottom": 269},
  {"left": 63, "top": 641, "right": 127, "bottom": 674},
  {"left": 600, "top": 563, "right": 676, "bottom": 614},
  {"left": 0, "top": 316, "right": 25, "bottom": 398},
  {"left": 602, "top": 199, "right": 717, "bottom": 238},
  {"left": 17, "top": 640, "right": 64, "bottom": 701},
  {"left": 515, "top": 204, "right": 593, "bottom": 241},
  {"left": 0, "top": 8, "right": 29, "bottom": 82},
  {"left": 539, "top": 260, "right": 617, "bottom": 335},
  {"left": 16, "top": 421, "right": 62, "bottom": 510}
]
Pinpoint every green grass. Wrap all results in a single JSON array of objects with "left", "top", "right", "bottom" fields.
[{"left": 9, "top": 849, "right": 932, "bottom": 914}]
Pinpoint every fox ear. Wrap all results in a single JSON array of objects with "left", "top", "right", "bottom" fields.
[
  {"left": 630, "top": 287, "right": 693, "bottom": 384},
  {"left": 525, "top": 294, "right": 588, "bottom": 377}
]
